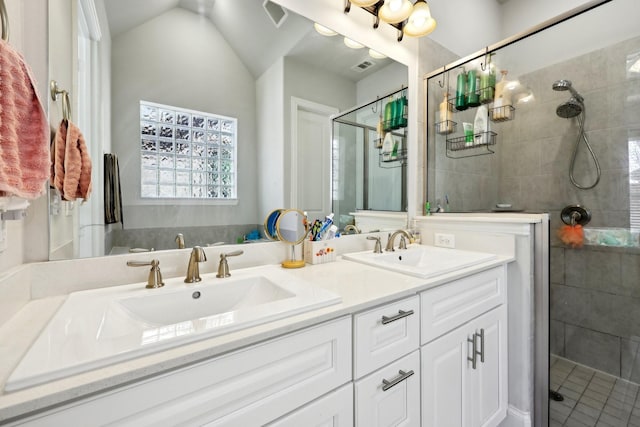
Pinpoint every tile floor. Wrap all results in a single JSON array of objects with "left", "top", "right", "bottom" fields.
[{"left": 550, "top": 356, "right": 640, "bottom": 426}]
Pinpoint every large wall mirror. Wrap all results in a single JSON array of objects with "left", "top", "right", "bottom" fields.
[{"left": 47, "top": 0, "right": 408, "bottom": 260}]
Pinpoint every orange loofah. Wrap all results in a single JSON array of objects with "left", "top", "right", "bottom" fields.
[{"left": 557, "top": 224, "right": 584, "bottom": 248}]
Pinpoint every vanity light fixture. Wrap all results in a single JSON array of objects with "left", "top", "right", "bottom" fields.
[
  {"left": 314, "top": 22, "right": 337, "bottom": 36},
  {"left": 378, "top": 0, "right": 413, "bottom": 24},
  {"left": 344, "top": 37, "right": 365, "bottom": 49},
  {"left": 344, "top": 0, "right": 437, "bottom": 41},
  {"left": 403, "top": 0, "right": 436, "bottom": 37}
]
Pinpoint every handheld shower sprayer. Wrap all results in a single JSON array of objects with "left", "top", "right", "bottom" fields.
[{"left": 552, "top": 79, "right": 600, "bottom": 189}]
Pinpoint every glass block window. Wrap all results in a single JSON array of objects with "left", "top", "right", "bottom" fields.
[{"left": 140, "top": 101, "right": 237, "bottom": 200}]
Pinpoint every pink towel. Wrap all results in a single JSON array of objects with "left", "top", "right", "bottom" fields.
[
  {"left": 0, "top": 39, "right": 50, "bottom": 199},
  {"left": 51, "top": 120, "right": 92, "bottom": 201}
]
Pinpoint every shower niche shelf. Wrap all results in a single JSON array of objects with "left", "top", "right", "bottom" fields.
[{"left": 446, "top": 131, "right": 497, "bottom": 159}]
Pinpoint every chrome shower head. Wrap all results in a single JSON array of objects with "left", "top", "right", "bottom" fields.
[
  {"left": 552, "top": 79, "right": 573, "bottom": 92},
  {"left": 556, "top": 98, "right": 583, "bottom": 118},
  {"left": 552, "top": 79, "right": 584, "bottom": 103}
]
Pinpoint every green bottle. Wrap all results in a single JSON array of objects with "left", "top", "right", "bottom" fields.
[
  {"left": 467, "top": 69, "right": 480, "bottom": 107},
  {"left": 399, "top": 95, "right": 408, "bottom": 127},
  {"left": 455, "top": 68, "right": 468, "bottom": 111},
  {"left": 480, "top": 54, "right": 496, "bottom": 104},
  {"left": 383, "top": 98, "right": 393, "bottom": 131}
]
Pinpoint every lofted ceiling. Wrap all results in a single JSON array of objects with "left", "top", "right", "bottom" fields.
[{"left": 104, "top": 0, "right": 393, "bottom": 81}]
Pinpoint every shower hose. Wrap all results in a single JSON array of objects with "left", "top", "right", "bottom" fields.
[{"left": 570, "top": 108, "right": 601, "bottom": 190}]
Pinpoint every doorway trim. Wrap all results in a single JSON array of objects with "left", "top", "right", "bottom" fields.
[{"left": 290, "top": 97, "right": 339, "bottom": 210}]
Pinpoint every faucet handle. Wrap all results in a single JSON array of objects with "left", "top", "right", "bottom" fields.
[
  {"left": 175, "top": 233, "right": 185, "bottom": 249},
  {"left": 366, "top": 236, "right": 383, "bottom": 254},
  {"left": 127, "top": 259, "right": 164, "bottom": 289},
  {"left": 216, "top": 250, "right": 244, "bottom": 278}
]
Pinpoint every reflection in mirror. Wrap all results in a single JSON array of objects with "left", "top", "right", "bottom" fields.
[
  {"left": 48, "top": 0, "right": 408, "bottom": 260},
  {"left": 275, "top": 209, "right": 308, "bottom": 269},
  {"left": 263, "top": 209, "right": 283, "bottom": 241},
  {"left": 332, "top": 88, "right": 408, "bottom": 231}
]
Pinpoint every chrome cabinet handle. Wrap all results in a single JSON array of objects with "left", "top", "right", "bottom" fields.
[
  {"left": 381, "top": 309, "right": 414, "bottom": 325},
  {"left": 382, "top": 369, "right": 415, "bottom": 391},
  {"left": 467, "top": 334, "right": 477, "bottom": 369},
  {"left": 476, "top": 329, "right": 485, "bottom": 363}
]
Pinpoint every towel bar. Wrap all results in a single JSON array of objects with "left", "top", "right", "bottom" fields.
[{"left": 0, "top": 0, "right": 8, "bottom": 42}]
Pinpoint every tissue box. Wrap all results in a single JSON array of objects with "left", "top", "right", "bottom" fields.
[{"left": 304, "top": 240, "right": 337, "bottom": 265}]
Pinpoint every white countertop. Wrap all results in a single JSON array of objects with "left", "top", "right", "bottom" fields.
[{"left": 0, "top": 254, "right": 512, "bottom": 423}]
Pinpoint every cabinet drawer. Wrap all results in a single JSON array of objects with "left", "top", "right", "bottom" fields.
[
  {"left": 421, "top": 266, "right": 505, "bottom": 345},
  {"left": 354, "top": 295, "right": 420, "bottom": 378},
  {"left": 267, "top": 383, "right": 354, "bottom": 427},
  {"left": 354, "top": 350, "right": 421, "bottom": 427},
  {"left": 14, "top": 317, "right": 352, "bottom": 427}
]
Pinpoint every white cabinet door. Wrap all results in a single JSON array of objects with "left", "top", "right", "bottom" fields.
[
  {"left": 421, "top": 306, "right": 507, "bottom": 427},
  {"left": 355, "top": 350, "right": 421, "bottom": 427},
  {"left": 421, "top": 319, "right": 469, "bottom": 427},
  {"left": 469, "top": 305, "right": 508, "bottom": 427},
  {"left": 267, "top": 383, "right": 353, "bottom": 427}
]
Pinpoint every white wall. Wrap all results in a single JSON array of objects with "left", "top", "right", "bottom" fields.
[
  {"left": 0, "top": 0, "right": 49, "bottom": 272},
  {"left": 257, "top": 58, "right": 285, "bottom": 222},
  {"left": 111, "top": 8, "right": 258, "bottom": 229},
  {"left": 356, "top": 61, "right": 408, "bottom": 106}
]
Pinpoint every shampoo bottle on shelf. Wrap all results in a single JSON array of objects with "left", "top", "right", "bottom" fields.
[
  {"left": 383, "top": 97, "right": 393, "bottom": 131},
  {"left": 492, "top": 70, "right": 513, "bottom": 120},
  {"left": 381, "top": 131, "right": 394, "bottom": 161},
  {"left": 375, "top": 114, "right": 384, "bottom": 148},
  {"left": 467, "top": 68, "right": 480, "bottom": 107},
  {"left": 479, "top": 53, "right": 496, "bottom": 104},
  {"left": 455, "top": 68, "right": 468, "bottom": 111},
  {"left": 473, "top": 105, "right": 489, "bottom": 145},
  {"left": 437, "top": 92, "right": 453, "bottom": 134}
]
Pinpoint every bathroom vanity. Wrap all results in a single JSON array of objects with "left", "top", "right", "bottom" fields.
[{"left": 0, "top": 242, "right": 511, "bottom": 426}]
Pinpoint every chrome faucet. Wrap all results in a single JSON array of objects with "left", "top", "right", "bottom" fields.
[
  {"left": 184, "top": 246, "right": 207, "bottom": 283},
  {"left": 344, "top": 224, "right": 361, "bottom": 234},
  {"left": 126, "top": 259, "right": 164, "bottom": 289},
  {"left": 216, "top": 250, "right": 244, "bottom": 278},
  {"left": 385, "top": 229, "right": 412, "bottom": 252},
  {"left": 175, "top": 233, "right": 185, "bottom": 249},
  {"left": 366, "top": 235, "right": 383, "bottom": 253}
]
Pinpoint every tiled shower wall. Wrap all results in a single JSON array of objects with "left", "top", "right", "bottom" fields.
[{"left": 496, "top": 35, "right": 640, "bottom": 380}]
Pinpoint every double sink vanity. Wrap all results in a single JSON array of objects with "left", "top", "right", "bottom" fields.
[{"left": 0, "top": 236, "right": 512, "bottom": 426}]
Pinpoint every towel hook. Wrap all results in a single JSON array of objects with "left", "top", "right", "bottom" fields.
[
  {"left": 50, "top": 80, "right": 72, "bottom": 122},
  {"left": 0, "top": 0, "right": 9, "bottom": 42}
]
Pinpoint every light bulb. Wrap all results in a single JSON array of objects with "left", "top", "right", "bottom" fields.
[
  {"left": 369, "top": 49, "right": 387, "bottom": 59},
  {"left": 344, "top": 37, "right": 365, "bottom": 49},
  {"left": 403, "top": 0, "right": 436, "bottom": 37},
  {"left": 378, "top": 0, "right": 413, "bottom": 24},
  {"left": 313, "top": 23, "right": 337, "bottom": 36},
  {"left": 349, "top": 0, "right": 379, "bottom": 6}
]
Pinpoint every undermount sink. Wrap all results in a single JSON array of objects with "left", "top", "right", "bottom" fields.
[
  {"left": 343, "top": 245, "right": 497, "bottom": 279},
  {"left": 6, "top": 266, "right": 341, "bottom": 392}
]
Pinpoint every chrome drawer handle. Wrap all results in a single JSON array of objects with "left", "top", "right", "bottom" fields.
[
  {"left": 381, "top": 309, "right": 414, "bottom": 325},
  {"left": 382, "top": 369, "right": 415, "bottom": 392}
]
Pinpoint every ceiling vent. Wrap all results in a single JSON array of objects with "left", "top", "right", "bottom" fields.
[
  {"left": 351, "top": 60, "right": 375, "bottom": 73},
  {"left": 263, "top": 0, "right": 288, "bottom": 28}
]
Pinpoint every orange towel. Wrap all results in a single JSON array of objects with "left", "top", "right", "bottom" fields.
[
  {"left": 51, "top": 120, "right": 92, "bottom": 201},
  {"left": 0, "top": 39, "right": 50, "bottom": 199}
]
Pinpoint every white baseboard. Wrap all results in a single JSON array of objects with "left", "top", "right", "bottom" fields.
[{"left": 499, "top": 405, "right": 532, "bottom": 427}]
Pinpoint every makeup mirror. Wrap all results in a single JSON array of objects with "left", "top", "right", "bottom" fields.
[
  {"left": 263, "top": 208, "right": 283, "bottom": 241},
  {"left": 275, "top": 208, "right": 308, "bottom": 268}
]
